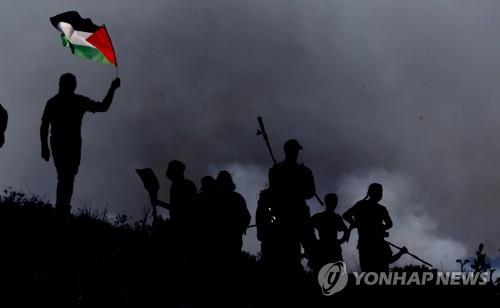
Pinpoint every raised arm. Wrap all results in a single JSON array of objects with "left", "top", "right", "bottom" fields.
[{"left": 88, "top": 78, "right": 121, "bottom": 112}]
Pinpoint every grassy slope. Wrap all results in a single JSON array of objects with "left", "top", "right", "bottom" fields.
[{"left": 0, "top": 189, "right": 498, "bottom": 306}]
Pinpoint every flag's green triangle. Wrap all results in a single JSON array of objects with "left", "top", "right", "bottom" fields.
[{"left": 60, "top": 34, "right": 69, "bottom": 47}]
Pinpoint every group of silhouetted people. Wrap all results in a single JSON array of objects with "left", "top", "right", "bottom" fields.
[
  {"left": 0, "top": 73, "right": 412, "bottom": 290},
  {"left": 138, "top": 160, "right": 252, "bottom": 306},
  {"left": 150, "top": 160, "right": 251, "bottom": 267},
  {"left": 255, "top": 139, "right": 408, "bottom": 274},
  {"left": 35, "top": 73, "right": 408, "bottom": 276}
]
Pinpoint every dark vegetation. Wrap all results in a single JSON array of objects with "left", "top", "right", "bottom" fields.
[{"left": 0, "top": 189, "right": 498, "bottom": 306}]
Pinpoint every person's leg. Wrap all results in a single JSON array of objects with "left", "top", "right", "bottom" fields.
[
  {"left": 360, "top": 244, "right": 388, "bottom": 273},
  {"left": 56, "top": 173, "right": 74, "bottom": 214},
  {"left": 359, "top": 245, "right": 376, "bottom": 272},
  {"left": 54, "top": 153, "right": 80, "bottom": 215}
]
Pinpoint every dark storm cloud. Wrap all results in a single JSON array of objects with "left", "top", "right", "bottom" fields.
[{"left": 2, "top": 0, "right": 500, "bottom": 264}]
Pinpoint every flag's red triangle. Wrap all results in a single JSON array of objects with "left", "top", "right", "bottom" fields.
[{"left": 87, "top": 26, "right": 117, "bottom": 66}]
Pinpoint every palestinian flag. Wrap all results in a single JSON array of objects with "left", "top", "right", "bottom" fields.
[{"left": 50, "top": 11, "right": 117, "bottom": 66}]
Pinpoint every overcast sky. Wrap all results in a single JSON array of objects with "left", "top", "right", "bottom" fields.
[{"left": 2, "top": 0, "right": 500, "bottom": 269}]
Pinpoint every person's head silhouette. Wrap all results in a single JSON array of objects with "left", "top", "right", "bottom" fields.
[
  {"left": 324, "top": 193, "right": 338, "bottom": 212},
  {"left": 216, "top": 170, "right": 236, "bottom": 192},
  {"left": 59, "top": 73, "right": 77, "bottom": 95},
  {"left": 283, "top": 139, "right": 302, "bottom": 162},
  {"left": 366, "top": 183, "right": 383, "bottom": 202},
  {"left": 200, "top": 176, "right": 216, "bottom": 193},
  {"left": 166, "top": 160, "right": 186, "bottom": 182}
]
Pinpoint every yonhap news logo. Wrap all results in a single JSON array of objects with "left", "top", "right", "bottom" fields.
[
  {"left": 317, "top": 262, "right": 490, "bottom": 296},
  {"left": 317, "top": 262, "right": 349, "bottom": 296}
]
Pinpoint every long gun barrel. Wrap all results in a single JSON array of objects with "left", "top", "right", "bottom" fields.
[{"left": 256, "top": 116, "right": 277, "bottom": 164}]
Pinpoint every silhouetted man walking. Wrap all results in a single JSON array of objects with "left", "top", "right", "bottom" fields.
[
  {"left": 40, "top": 73, "right": 120, "bottom": 214},
  {"left": 343, "top": 183, "right": 407, "bottom": 272},
  {"left": 310, "top": 193, "right": 348, "bottom": 272}
]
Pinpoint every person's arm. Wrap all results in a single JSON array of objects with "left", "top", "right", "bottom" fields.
[
  {"left": 342, "top": 205, "right": 358, "bottom": 243},
  {"left": 152, "top": 198, "right": 170, "bottom": 210},
  {"left": 338, "top": 216, "right": 349, "bottom": 244},
  {"left": 40, "top": 104, "right": 51, "bottom": 161},
  {"left": 310, "top": 214, "right": 318, "bottom": 230},
  {"left": 342, "top": 206, "right": 356, "bottom": 227},
  {"left": 87, "top": 78, "right": 121, "bottom": 113},
  {"left": 0, "top": 105, "right": 8, "bottom": 148},
  {"left": 302, "top": 166, "right": 316, "bottom": 200},
  {"left": 256, "top": 196, "right": 266, "bottom": 241},
  {"left": 240, "top": 197, "right": 251, "bottom": 235},
  {"left": 390, "top": 246, "right": 408, "bottom": 264},
  {"left": 382, "top": 208, "right": 393, "bottom": 231}
]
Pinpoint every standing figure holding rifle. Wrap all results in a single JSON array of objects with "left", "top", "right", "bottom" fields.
[
  {"left": 264, "top": 139, "right": 317, "bottom": 272},
  {"left": 255, "top": 117, "right": 318, "bottom": 273},
  {"left": 343, "top": 183, "right": 408, "bottom": 272},
  {"left": 40, "top": 73, "right": 120, "bottom": 214}
]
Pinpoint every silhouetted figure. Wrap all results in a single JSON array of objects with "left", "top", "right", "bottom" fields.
[
  {"left": 309, "top": 193, "right": 348, "bottom": 272},
  {"left": 471, "top": 243, "right": 488, "bottom": 273},
  {"left": 149, "top": 161, "right": 197, "bottom": 304},
  {"left": 260, "top": 139, "right": 316, "bottom": 272},
  {"left": 193, "top": 175, "right": 217, "bottom": 257},
  {"left": 153, "top": 160, "right": 198, "bottom": 268},
  {"left": 0, "top": 104, "right": 8, "bottom": 148},
  {"left": 343, "top": 183, "right": 407, "bottom": 272},
  {"left": 214, "top": 170, "right": 251, "bottom": 260},
  {"left": 204, "top": 171, "right": 251, "bottom": 307},
  {"left": 200, "top": 175, "right": 217, "bottom": 195},
  {"left": 40, "top": 73, "right": 120, "bottom": 214},
  {"left": 196, "top": 175, "right": 217, "bottom": 217},
  {"left": 153, "top": 160, "right": 197, "bottom": 227}
]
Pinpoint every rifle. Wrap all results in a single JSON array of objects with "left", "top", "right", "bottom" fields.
[
  {"left": 256, "top": 116, "right": 324, "bottom": 206},
  {"left": 257, "top": 116, "right": 277, "bottom": 164},
  {"left": 344, "top": 224, "right": 433, "bottom": 268}
]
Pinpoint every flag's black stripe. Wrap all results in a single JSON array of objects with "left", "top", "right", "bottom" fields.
[{"left": 50, "top": 11, "right": 99, "bottom": 32}]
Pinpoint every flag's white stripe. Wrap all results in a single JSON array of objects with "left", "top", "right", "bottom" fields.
[{"left": 57, "top": 22, "right": 97, "bottom": 49}]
